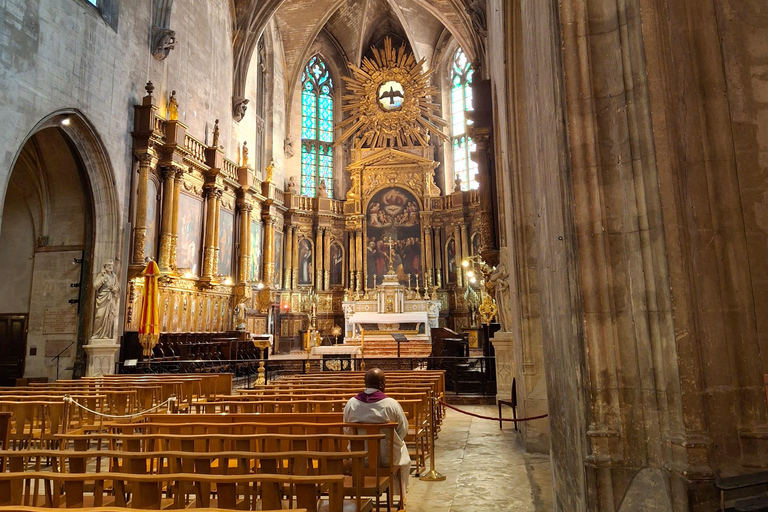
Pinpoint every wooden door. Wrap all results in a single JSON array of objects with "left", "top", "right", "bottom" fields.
[{"left": 0, "top": 315, "right": 27, "bottom": 385}]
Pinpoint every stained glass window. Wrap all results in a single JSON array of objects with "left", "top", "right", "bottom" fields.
[
  {"left": 301, "top": 56, "right": 334, "bottom": 198},
  {"left": 451, "top": 48, "right": 478, "bottom": 191}
]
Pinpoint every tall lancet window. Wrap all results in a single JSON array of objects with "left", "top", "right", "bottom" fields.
[
  {"left": 301, "top": 55, "right": 334, "bottom": 198},
  {"left": 451, "top": 48, "right": 478, "bottom": 191}
]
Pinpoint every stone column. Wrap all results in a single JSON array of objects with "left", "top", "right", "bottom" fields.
[
  {"left": 323, "top": 229, "right": 331, "bottom": 290},
  {"left": 263, "top": 217, "right": 275, "bottom": 287},
  {"left": 454, "top": 223, "right": 464, "bottom": 287},
  {"left": 349, "top": 231, "right": 356, "bottom": 291},
  {"left": 283, "top": 225, "right": 293, "bottom": 289},
  {"left": 170, "top": 169, "right": 183, "bottom": 269},
  {"left": 491, "top": 332, "right": 515, "bottom": 406},
  {"left": 356, "top": 230, "right": 363, "bottom": 293},
  {"left": 158, "top": 166, "right": 176, "bottom": 270},
  {"left": 202, "top": 186, "right": 221, "bottom": 280},
  {"left": 237, "top": 201, "right": 252, "bottom": 283},
  {"left": 434, "top": 227, "right": 443, "bottom": 288},
  {"left": 315, "top": 227, "right": 324, "bottom": 289},
  {"left": 291, "top": 227, "right": 299, "bottom": 290},
  {"left": 132, "top": 153, "right": 155, "bottom": 264},
  {"left": 424, "top": 226, "right": 434, "bottom": 288}
]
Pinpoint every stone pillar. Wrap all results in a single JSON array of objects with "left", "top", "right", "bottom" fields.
[
  {"left": 323, "top": 229, "right": 331, "bottom": 290},
  {"left": 132, "top": 153, "right": 155, "bottom": 264},
  {"left": 314, "top": 227, "right": 322, "bottom": 289},
  {"left": 424, "top": 226, "right": 434, "bottom": 288},
  {"left": 84, "top": 339, "right": 121, "bottom": 376},
  {"left": 158, "top": 167, "right": 176, "bottom": 270},
  {"left": 291, "top": 227, "right": 299, "bottom": 290},
  {"left": 356, "top": 230, "right": 363, "bottom": 292},
  {"left": 434, "top": 227, "right": 443, "bottom": 288},
  {"left": 263, "top": 217, "right": 275, "bottom": 287},
  {"left": 283, "top": 225, "right": 293, "bottom": 289},
  {"left": 202, "top": 186, "right": 221, "bottom": 280},
  {"left": 237, "top": 201, "right": 252, "bottom": 283},
  {"left": 491, "top": 332, "right": 515, "bottom": 405},
  {"left": 454, "top": 223, "right": 464, "bottom": 287},
  {"left": 170, "top": 169, "right": 183, "bottom": 269},
  {"left": 349, "top": 231, "right": 356, "bottom": 291}
]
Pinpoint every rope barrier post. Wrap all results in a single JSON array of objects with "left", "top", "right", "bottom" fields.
[{"left": 419, "top": 392, "right": 445, "bottom": 482}]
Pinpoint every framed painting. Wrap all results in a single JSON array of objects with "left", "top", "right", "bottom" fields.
[
  {"left": 144, "top": 178, "right": 159, "bottom": 260},
  {"left": 329, "top": 242, "right": 343, "bottom": 286},
  {"left": 298, "top": 238, "right": 313, "bottom": 285},
  {"left": 218, "top": 210, "right": 234, "bottom": 278},
  {"left": 471, "top": 231, "right": 481, "bottom": 256},
  {"left": 250, "top": 220, "right": 263, "bottom": 282},
  {"left": 176, "top": 193, "right": 203, "bottom": 275},
  {"left": 446, "top": 237, "right": 457, "bottom": 284},
  {"left": 273, "top": 230, "right": 284, "bottom": 289}
]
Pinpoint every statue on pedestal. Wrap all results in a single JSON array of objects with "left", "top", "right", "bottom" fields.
[
  {"left": 317, "top": 179, "right": 328, "bottom": 198},
  {"left": 265, "top": 160, "right": 274, "bottom": 183},
  {"left": 489, "top": 260, "right": 512, "bottom": 331},
  {"left": 212, "top": 119, "right": 220, "bottom": 147},
  {"left": 92, "top": 261, "right": 120, "bottom": 339},
  {"left": 168, "top": 90, "right": 179, "bottom": 120},
  {"left": 242, "top": 141, "right": 249, "bottom": 167},
  {"left": 286, "top": 176, "right": 297, "bottom": 194}
]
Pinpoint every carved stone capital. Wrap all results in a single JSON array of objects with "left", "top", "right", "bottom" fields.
[
  {"left": 151, "top": 27, "right": 177, "bottom": 60},
  {"left": 232, "top": 97, "right": 249, "bottom": 122}
]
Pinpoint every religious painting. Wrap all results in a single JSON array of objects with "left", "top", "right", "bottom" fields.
[
  {"left": 446, "top": 238, "right": 457, "bottom": 284},
  {"left": 249, "top": 220, "right": 263, "bottom": 282},
  {"left": 298, "top": 238, "right": 313, "bottom": 285},
  {"left": 330, "top": 242, "right": 343, "bottom": 286},
  {"left": 144, "top": 179, "right": 159, "bottom": 260},
  {"left": 176, "top": 193, "right": 203, "bottom": 275},
  {"left": 218, "top": 210, "right": 234, "bottom": 278},
  {"left": 365, "top": 187, "right": 422, "bottom": 286},
  {"left": 273, "top": 230, "right": 284, "bottom": 289},
  {"left": 471, "top": 231, "right": 481, "bottom": 256}
]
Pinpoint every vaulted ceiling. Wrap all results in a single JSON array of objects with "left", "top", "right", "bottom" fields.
[{"left": 231, "top": 0, "right": 480, "bottom": 101}]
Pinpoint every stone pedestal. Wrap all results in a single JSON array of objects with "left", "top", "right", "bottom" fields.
[
  {"left": 491, "top": 331, "right": 515, "bottom": 403},
  {"left": 84, "top": 338, "right": 120, "bottom": 376}
]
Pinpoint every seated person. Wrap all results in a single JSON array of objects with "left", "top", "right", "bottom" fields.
[{"left": 343, "top": 368, "right": 411, "bottom": 493}]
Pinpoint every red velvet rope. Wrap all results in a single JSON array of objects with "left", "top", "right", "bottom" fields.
[{"left": 437, "top": 399, "right": 549, "bottom": 423}]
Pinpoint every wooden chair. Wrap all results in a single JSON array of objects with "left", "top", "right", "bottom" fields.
[{"left": 498, "top": 377, "right": 517, "bottom": 431}]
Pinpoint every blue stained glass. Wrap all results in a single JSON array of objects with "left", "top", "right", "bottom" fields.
[
  {"left": 451, "top": 48, "right": 475, "bottom": 192},
  {"left": 301, "top": 55, "right": 334, "bottom": 198}
]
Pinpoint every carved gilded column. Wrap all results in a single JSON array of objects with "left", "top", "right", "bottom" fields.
[
  {"left": 434, "top": 227, "right": 443, "bottom": 288},
  {"left": 263, "top": 217, "right": 275, "bottom": 287},
  {"left": 424, "top": 226, "right": 434, "bottom": 288},
  {"left": 454, "top": 223, "right": 464, "bottom": 287},
  {"left": 291, "top": 227, "right": 299, "bottom": 290},
  {"left": 324, "top": 230, "right": 331, "bottom": 290},
  {"left": 315, "top": 227, "right": 324, "bottom": 289},
  {"left": 212, "top": 195, "right": 221, "bottom": 276},
  {"left": 170, "top": 169, "right": 183, "bottom": 269},
  {"left": 356, "top": 229, "right": 363, "bottom": 293},
  {"left": 132, "top": 153, "right": 155, "bottom": 264},
  {"left": 349, "top": 231, "right": 356, "bottom": 291},
  {"left": 158, "top": 166, "right": 176, "bottom": 270},
  {"left": 202, "top": 185, "right": 221, "bottom": 280},
  {"left": 283, "top": 225, "right": 293, "bottom": 289},
  {"left": 237, "top": 201, "right": 252, "bottom": 283}
]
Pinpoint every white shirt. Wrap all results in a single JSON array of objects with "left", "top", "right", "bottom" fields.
[{"left": 343, "top": 388, "right": 411, "bottom": 468}]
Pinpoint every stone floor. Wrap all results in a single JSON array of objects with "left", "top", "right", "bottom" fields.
[{"left": 406, "top": 405, "right": 553, "bottom": 512}]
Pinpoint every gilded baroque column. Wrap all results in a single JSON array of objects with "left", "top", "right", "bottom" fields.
[
  {"left": 349, "top": 231, "right": 356, "bottom": 291},
  {"left": 424, "top": 226, "right": 434, "bottom": 288},
  {"left": 212, "top": 194, "right": 221, "bottom": 276},
  {"left": 315, "top": 227, "right": 324, "bottom": 289},
  {"left": 291, "top": 227, "right": 299, "bottom": 290},
  {"left": 263, "top": 217, "right": 275, "bottom": 287},
  {"left": 323, "top": 230, "right": 331, "bottom": 290},
  {"left": 434, "top": 227, "right": 443, "bottom": 288},
  {"left": 283, "top": 225, "right": 293, "bottom": 289},
  {"left": 171, "top": 169, "right": 183, "bottom": 269},
  {"left": 202, "top": 185, "right": 221, "bottom": 280},
  {"left": 158, "top": 166, "right": 176, "bottom": 270},
  {"left": 356, "top": 229, "right": 363, "bottom": 293},
  {"left": 132, "top": 152, "right": 155, "bottom": 264},
  {"left": 237, "top": 201, "right": 252, "bottom": 283}
]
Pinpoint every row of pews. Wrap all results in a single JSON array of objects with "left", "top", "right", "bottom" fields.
[{"left": 0, "top": 370, "right": 445, "bottom": 512}]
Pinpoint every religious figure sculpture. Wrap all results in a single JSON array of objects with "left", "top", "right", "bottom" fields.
[
  {"left": 489, "top": 260, "right": 513, "bottom": 331},
  {"left": 212, "top": 119, "right": 220, "bottom": 147},
  {"left": 168, "top": 90, "right": 179, "bottom": 120},
  {"left": 233, "top": 97, "right": 249, "bottom": 122},
  {"left": 234, "top": 301, "right": 247, "bottom": 331},
  {"left": 284, "top": 138, "right": 295, "bottom": 158},
  {"left": 242, "top": 141, "right": 249, "bottom": 167},
  {"left": 285, "top": 176, "right": 297, "bottom": 194},
  {"left": 465, "top": 0, "right": 488, "bottom": 38},
  {"left": 317, "top": 179, "right": 329, "bottom": 198},
  {"left": 151, "top": 28, "right": 177, "bottom": 60},
  {"left": 454, "top": 175, "right": 463, "bottom": 192},
  {"left": 92, "top": 261, "right": 120, "bottom": 339},
  {"left": 265, "top": 160, "right": 274, "bottom": 183}
]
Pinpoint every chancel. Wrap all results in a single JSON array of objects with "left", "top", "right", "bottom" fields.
[{"left": 1, "top": 0, "right": 768, "bottom": 511}]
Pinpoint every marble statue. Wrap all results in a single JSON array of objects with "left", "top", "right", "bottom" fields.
[
  {"left": 317, "top": 179, "right": 328, "bottom": 198},
  {"left": 489, "top": 259, "right": 512, "bottom": 331},
  {"left": 168, "top": 90, "right": 179, "bottom": 120},
  {"left": 233, "top": 97, "right": 249, "bottom": 122},
  {"left": 92, "top": 261, "right": 120, "bottom": 339},
  {"left": 286, "top": 176, "right": 297, "bottom": 194},
  {"left": 151, "top": 28, "right": 177, "bottom": 60},
  {"left": 284, "top": 138, "right": 295, "bottom": 158}
]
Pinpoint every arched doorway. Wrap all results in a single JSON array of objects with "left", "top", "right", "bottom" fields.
[{"left": 0, "top": 112, "right": 120, "bottom": 383}]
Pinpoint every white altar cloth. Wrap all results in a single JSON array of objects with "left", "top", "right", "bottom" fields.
[
  {"left": 311, "top": 345, "right": 362, "bottom": 357},
  {"left": 348, "top": 312, "right": 429, "bottom": 324}
]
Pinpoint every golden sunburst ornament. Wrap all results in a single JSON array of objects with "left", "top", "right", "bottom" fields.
[{"left": 336, "top": 38, "right": 449, "bottom": 149}]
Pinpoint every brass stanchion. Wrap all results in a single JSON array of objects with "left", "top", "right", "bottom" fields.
[{"left": 419, "top": 392, "right": 445, "bottom": 481}]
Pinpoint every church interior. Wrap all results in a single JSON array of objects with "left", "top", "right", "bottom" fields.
[{"left": 1, "top": 0, "right": 768, "bottom": 510}]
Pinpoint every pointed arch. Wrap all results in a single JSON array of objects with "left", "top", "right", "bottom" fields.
[
  {"left": 300, "top": 55, "right": 335, "bottom": 198},
  {"left": 450, "top": 47, "right": 477, "bottom": 191}
]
